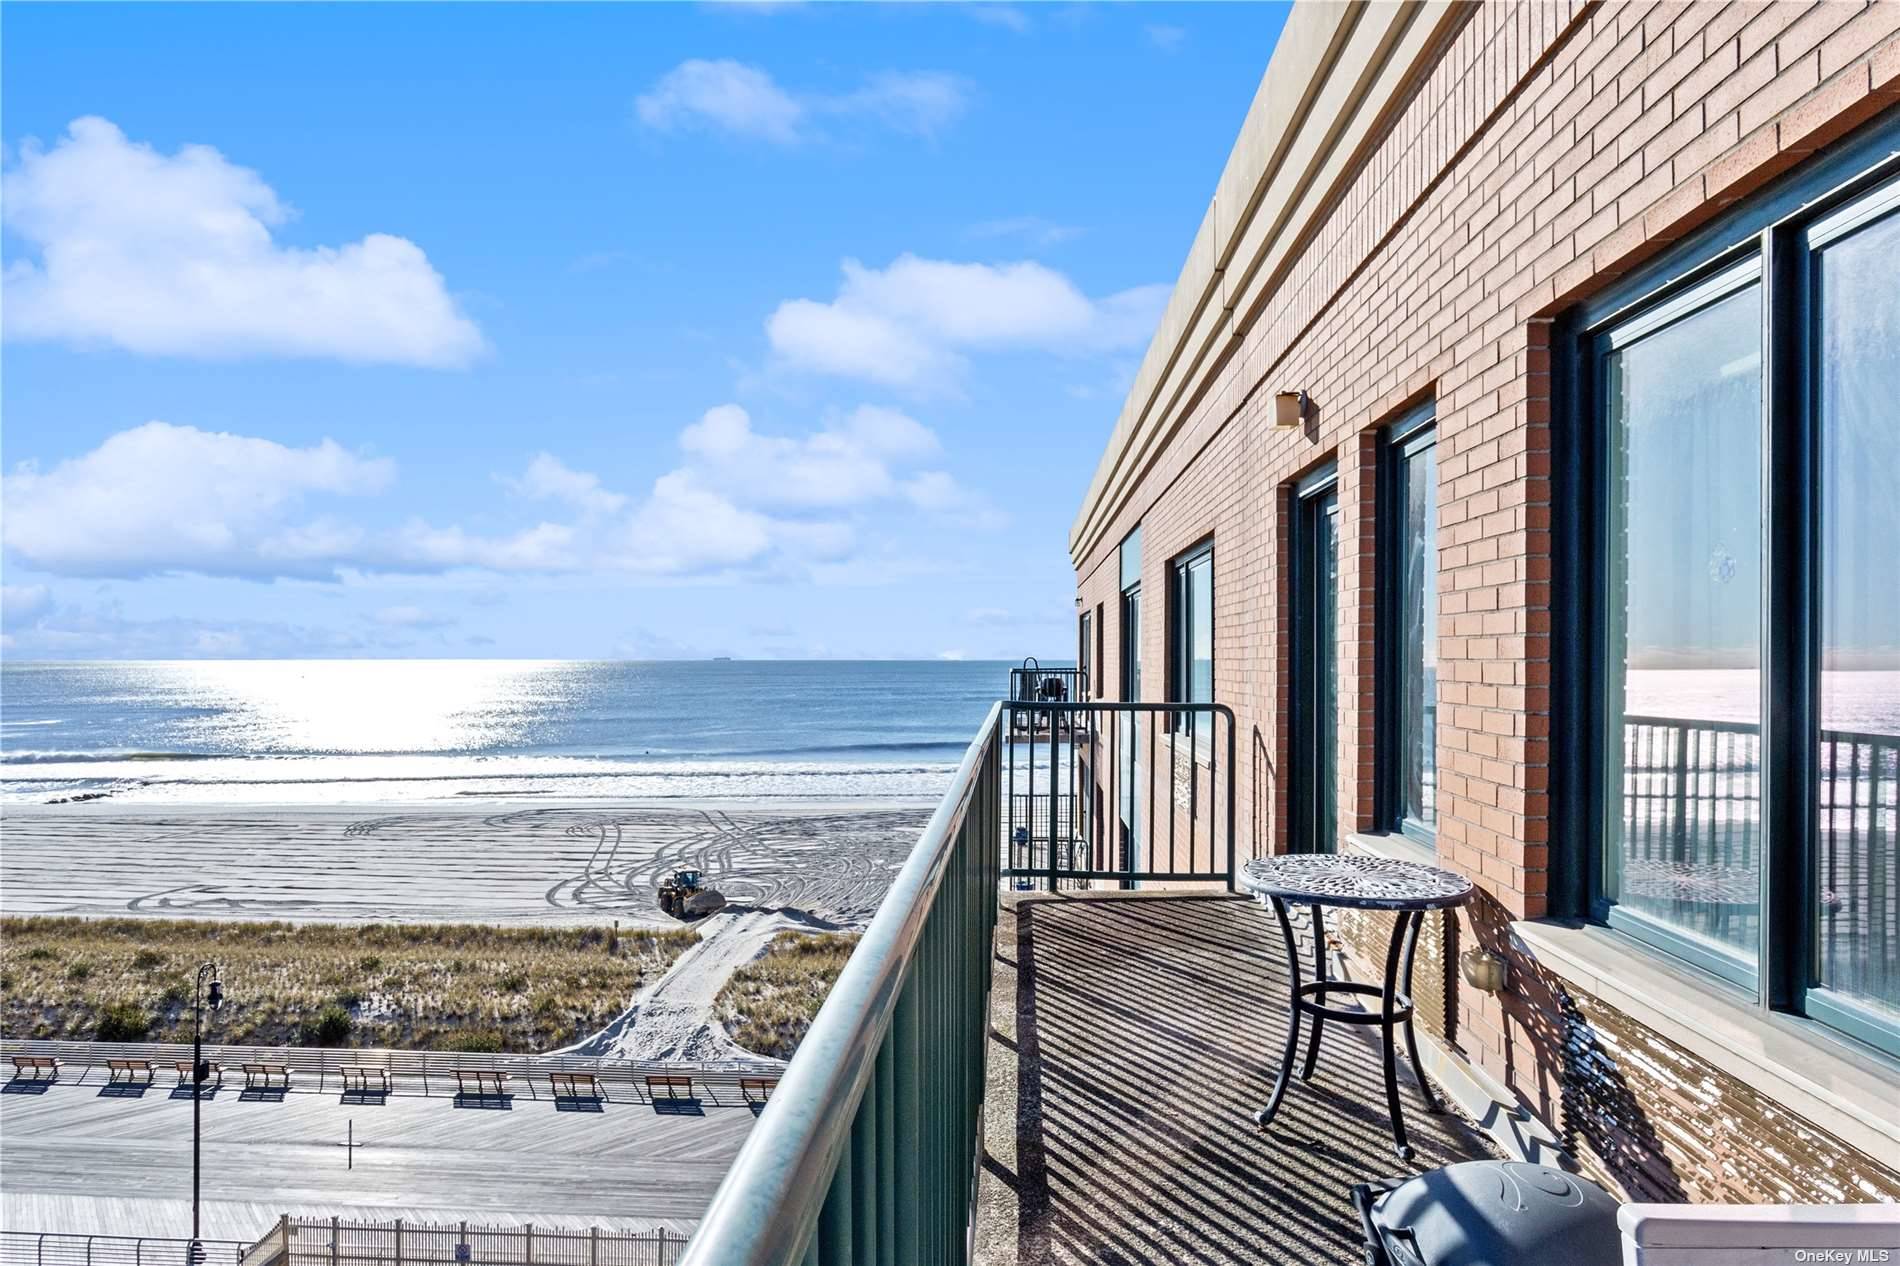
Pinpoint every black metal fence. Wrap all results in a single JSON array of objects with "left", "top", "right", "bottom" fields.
[
  {"left": 1617, "top": 715, "right": 1897, "bottom": 995},
  {"left": 1006, "top": 664, "right": 1088, "bottom": 742},
  {"left": 1003, "top": 701, "right": 1235, "bottom": 890},
  {"left": 1818, "top": 725, "right": 1899, "bottom": 1007},
  {"left": 0, "top": 1235, "right": 247, "bottom": 1266}
]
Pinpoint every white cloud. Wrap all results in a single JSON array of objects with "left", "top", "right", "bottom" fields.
[
  {"left": 676, "top": 403, "right": 938, "bottom": 508},
  {"left": 372, "top": 605, "right": 455, "bottom": 629},
  {"left": 506, "top": 453, "right": 628, "bottom": 515},
  {"left": 1, "top": 584, "right": 51, "bottom": 622},
  {"left": 967, "top": 216, "right": 1082, "bottom": 247},
  {"left": 636, "top": 60, "right": 805, "bottom": 143},
  {"left": 1146, "top": 23, "right": 1187, "bottom": 51},
  {"left": 829, "top": 72, "right": 968, "bottom": 139},
  {"left": 766, "top": 254, "right": 1169, "bottom": 387},
  {"left": 2, "top": 422, "right": 394, "bottom": 579},
  {"left": 967, "top": 5, "right": 1029, "bottom": 32},
  {"left": 636, "top": 61, "right": 969, "bottom": 145},
  {"left": 1, "top": 117, "right": 484, "bottom": 367},
  {"left": 2, "top": 407, "right": 997, "bottom": 584}
]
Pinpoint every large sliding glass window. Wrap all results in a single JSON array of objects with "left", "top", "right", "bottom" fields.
[
  {"left": 1597, "top": 269, "right": 1764, "bottom": 981},
  {"left": 1810, "top": 187, "right": 1900, "bottom": 1043},
  {"left": 1578, "top": 141, "right": 1900, "bottom": 1055},
  {"left": 1170, "top": 541, "right": 1214, "bottom": 749},
  {"left": 1383, "top": 405, "right": 1439, "bottom": 844}
]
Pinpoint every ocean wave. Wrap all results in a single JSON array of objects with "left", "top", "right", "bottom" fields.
[{"left": 1, "top": 749, "right": 219, "bottom": 765}]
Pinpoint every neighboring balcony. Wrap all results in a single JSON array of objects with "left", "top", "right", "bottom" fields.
[{"left": 678, "top": 697, "right": 1490, "bottom": 1266}]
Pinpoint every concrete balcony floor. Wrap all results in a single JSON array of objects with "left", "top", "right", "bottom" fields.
[{"left": 975, "top": 891, "right": 1494, "bottom": 1265}]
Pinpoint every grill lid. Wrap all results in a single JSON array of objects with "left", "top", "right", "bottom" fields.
[{"left": 1368, "top": 1161, "right": 1621, "bottom": 1266}]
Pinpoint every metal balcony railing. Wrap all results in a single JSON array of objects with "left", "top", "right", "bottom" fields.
[
  {"left": 679, "top": 704, "right": 1002, "bottom": 1266},
  {"left": 1617, "top": 714, "right": 1898, "bottom": 998},
  {"left": 1004, "top": 700, "right": 1236, "bottom": 890}
]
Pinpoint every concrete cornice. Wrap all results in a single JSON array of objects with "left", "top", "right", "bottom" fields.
[{"left": 1070, "top": 0, "right": 1472, "bottom": 568}]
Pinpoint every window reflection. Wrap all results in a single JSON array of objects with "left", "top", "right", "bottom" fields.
[
  {"left": 1601, "top": 281, "right": 1763, "bottom": 972},
  {"left": 1397, "top": 433, "right": 1438, "bottom": 834},
  {"left": 1815, "top": 207, "right": 1900, "bottom": 1023}
]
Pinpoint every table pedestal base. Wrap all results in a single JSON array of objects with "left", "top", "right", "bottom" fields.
[{"left": 1251, "top": 896, "right": 1439, "bottom": 1160}]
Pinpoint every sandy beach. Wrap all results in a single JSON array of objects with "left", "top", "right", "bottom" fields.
[
  {"left": 0, "top": 799, "right": 932, "bottom": 928},
  {"left": 2, "top": 799, "right": 930, "bottom": 1064}
]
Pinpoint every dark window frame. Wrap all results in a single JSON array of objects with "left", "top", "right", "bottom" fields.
[
  {"left": 1552, "top": 110, "right": 1900, "bottom": 1061},
  {"left": 1289, "top": 465, "right": 1340, "bottom": 854},
  {"left": 1118, "top": 526, "right": 1143, "bottom": 705},
  {"left": 1078, "top": 608, "right": 1093, "bottom": 701},
  {"left": 1377, "top": 402, "right": 1440, "bottom": 847},
  {"left": 1168, "top": 537, "right": 1216, "bottom": 751}
]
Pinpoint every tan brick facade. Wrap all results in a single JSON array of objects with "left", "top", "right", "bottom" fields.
[{"left": 1073, "top": 1, "right": 1900, "bottom": 1200}]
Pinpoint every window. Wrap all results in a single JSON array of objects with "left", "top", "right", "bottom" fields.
[
  {"left": 1381, "top": 405, "right": 1438, "bottom": 844},
  {"left": 1566, "top": 128, "right": 1900, "bottom": 1056},
  {"left": 1078, "top": 608, "right": 1093, "bottom": 701},
  {"left": 1809, "top": 180, "right": 1900, "bottom": 1049},
  {"left": 1597, "top": 266, "right": 1764, "bottom": 983},
  {"left": 1291, "top": 468, "right": 1340, "bottom": 853},
  {"left": 1119, "top": 527, "right": 1143, "bottom": 703},
  {"left": 1170, "top": 541, "right": 1214, "bottom": 748},
  {"left": 1093, "top": 603, "right": 1104, "bottom": 702}
]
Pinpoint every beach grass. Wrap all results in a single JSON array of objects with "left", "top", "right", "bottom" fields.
[
  {"left": 0, "top": 916, "right": 698, "bottom": 1053},
  {"left": 715, "top": 930, "right": 861, "bottom": 1060}
]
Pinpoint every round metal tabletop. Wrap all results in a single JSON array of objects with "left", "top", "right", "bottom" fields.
[{"left": 1239, "top": 853, "right": 1474, "bottom": 911}]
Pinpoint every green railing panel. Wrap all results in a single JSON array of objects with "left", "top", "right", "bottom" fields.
[{"left": 680, "top": 704, "right": 1002, "bottom": 1266}]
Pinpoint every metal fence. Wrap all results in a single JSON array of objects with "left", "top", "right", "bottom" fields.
[
  {"left": 0, "top": 1039, "right": 779, "bottom": 1106},
  {"left": 679, "top": 703, "right": 1002, "bottom": 1266},
  {"left": 251, "top": 1220, "right": 683, "bottom": 1266},
  {"left": 1004, "top": 700, "right": 1236, "bottom": 890},
  {"left": 0, "top": 1234, "right": 247, "bottom": 1266},
  {"left": 1617, "top": 715, "right": 1898, "bottom": 992}
]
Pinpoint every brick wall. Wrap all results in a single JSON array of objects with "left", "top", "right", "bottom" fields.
[{"left": 1074, "top": 0, "right": 1900, "bottom": 1200}]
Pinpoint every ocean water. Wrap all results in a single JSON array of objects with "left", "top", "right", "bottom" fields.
[{"left": 0, "top": 659, "right": 1017, "bottom": 806}]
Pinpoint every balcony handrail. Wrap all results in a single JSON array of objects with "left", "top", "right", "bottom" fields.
[{"left": 680, "top": 702, "right": 1002, "bottom": 1266}]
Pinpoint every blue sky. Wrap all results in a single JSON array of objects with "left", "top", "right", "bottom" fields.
[{"left": 1, "top": 2, "right": 1286, "bottom": 661}]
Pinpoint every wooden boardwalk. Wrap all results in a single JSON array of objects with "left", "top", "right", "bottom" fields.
[{"left": 0, "top": 1063, "right": 755, "bottom": 1241}]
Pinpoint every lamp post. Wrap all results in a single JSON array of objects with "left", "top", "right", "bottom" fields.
[{"left": 192, "top": 961, "right": 223, "bottom": 1252}]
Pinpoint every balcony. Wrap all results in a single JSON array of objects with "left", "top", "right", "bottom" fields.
[
  {"left": 973, "top": 891, "right": 1489, "bottom": 1265},
  {"left": 678, "top": 700, "right": 1491, "bottom": 1266}
]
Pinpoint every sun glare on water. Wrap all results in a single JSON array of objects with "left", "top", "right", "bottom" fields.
[{"left": 150, "top": 659, "right": 578, "bottom": 754}]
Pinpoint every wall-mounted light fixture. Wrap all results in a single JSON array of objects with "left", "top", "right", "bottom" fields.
[
  {"left": 1273, "top": 390, "right": 1312, "bottom": 429},
  {"left": 1459, "top": 945, "right": 1510, "bottom": 995}
]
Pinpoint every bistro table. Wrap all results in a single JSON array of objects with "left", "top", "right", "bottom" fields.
[{"left": 1239, "top": 853, "right": 1474, "bottom": 1159}]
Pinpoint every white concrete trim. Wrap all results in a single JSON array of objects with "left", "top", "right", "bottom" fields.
[
  {"left": 1513, "top": 918, "right": 1900, "bottom": 1169},
  {"left": 1343, "top": 829, "right": 1437, "bottom": 869},
  {"left": 1410, "top": 1023, "right": 1569, "bottom": 1170}
]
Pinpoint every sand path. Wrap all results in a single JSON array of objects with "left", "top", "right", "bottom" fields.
[{"left": 563, "top": 907, "right": 838, "bottom": 1062}]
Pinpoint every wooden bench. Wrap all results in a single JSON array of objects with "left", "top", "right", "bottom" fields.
[
  {"left": 646, "top": 1073, "right": 696, "bottom": 1103},
  {"left": 174, "top": 1060, "right": 223, "bottom": 1088},
  {"left": 548, "top": 1071, "right": 602, "bottom": 1100},
  {"left": 341, "top": 1065, "right": 391, "bottom": 1093},
  {"left": 453, "top": 1069, "right": 509, "bottom": 1098},
  {"left": 739, "top": 1075, "right": 779, "bottom": 1107},
  {"left": 106, "top": 1058, "right": 155, "bottom": 1086},
  {"left": 242, "top": 1063, "right": 291, "bottom": 1091},
  {"left": 10, "top": 1055, "right": 61, "bottom": 1081}
]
